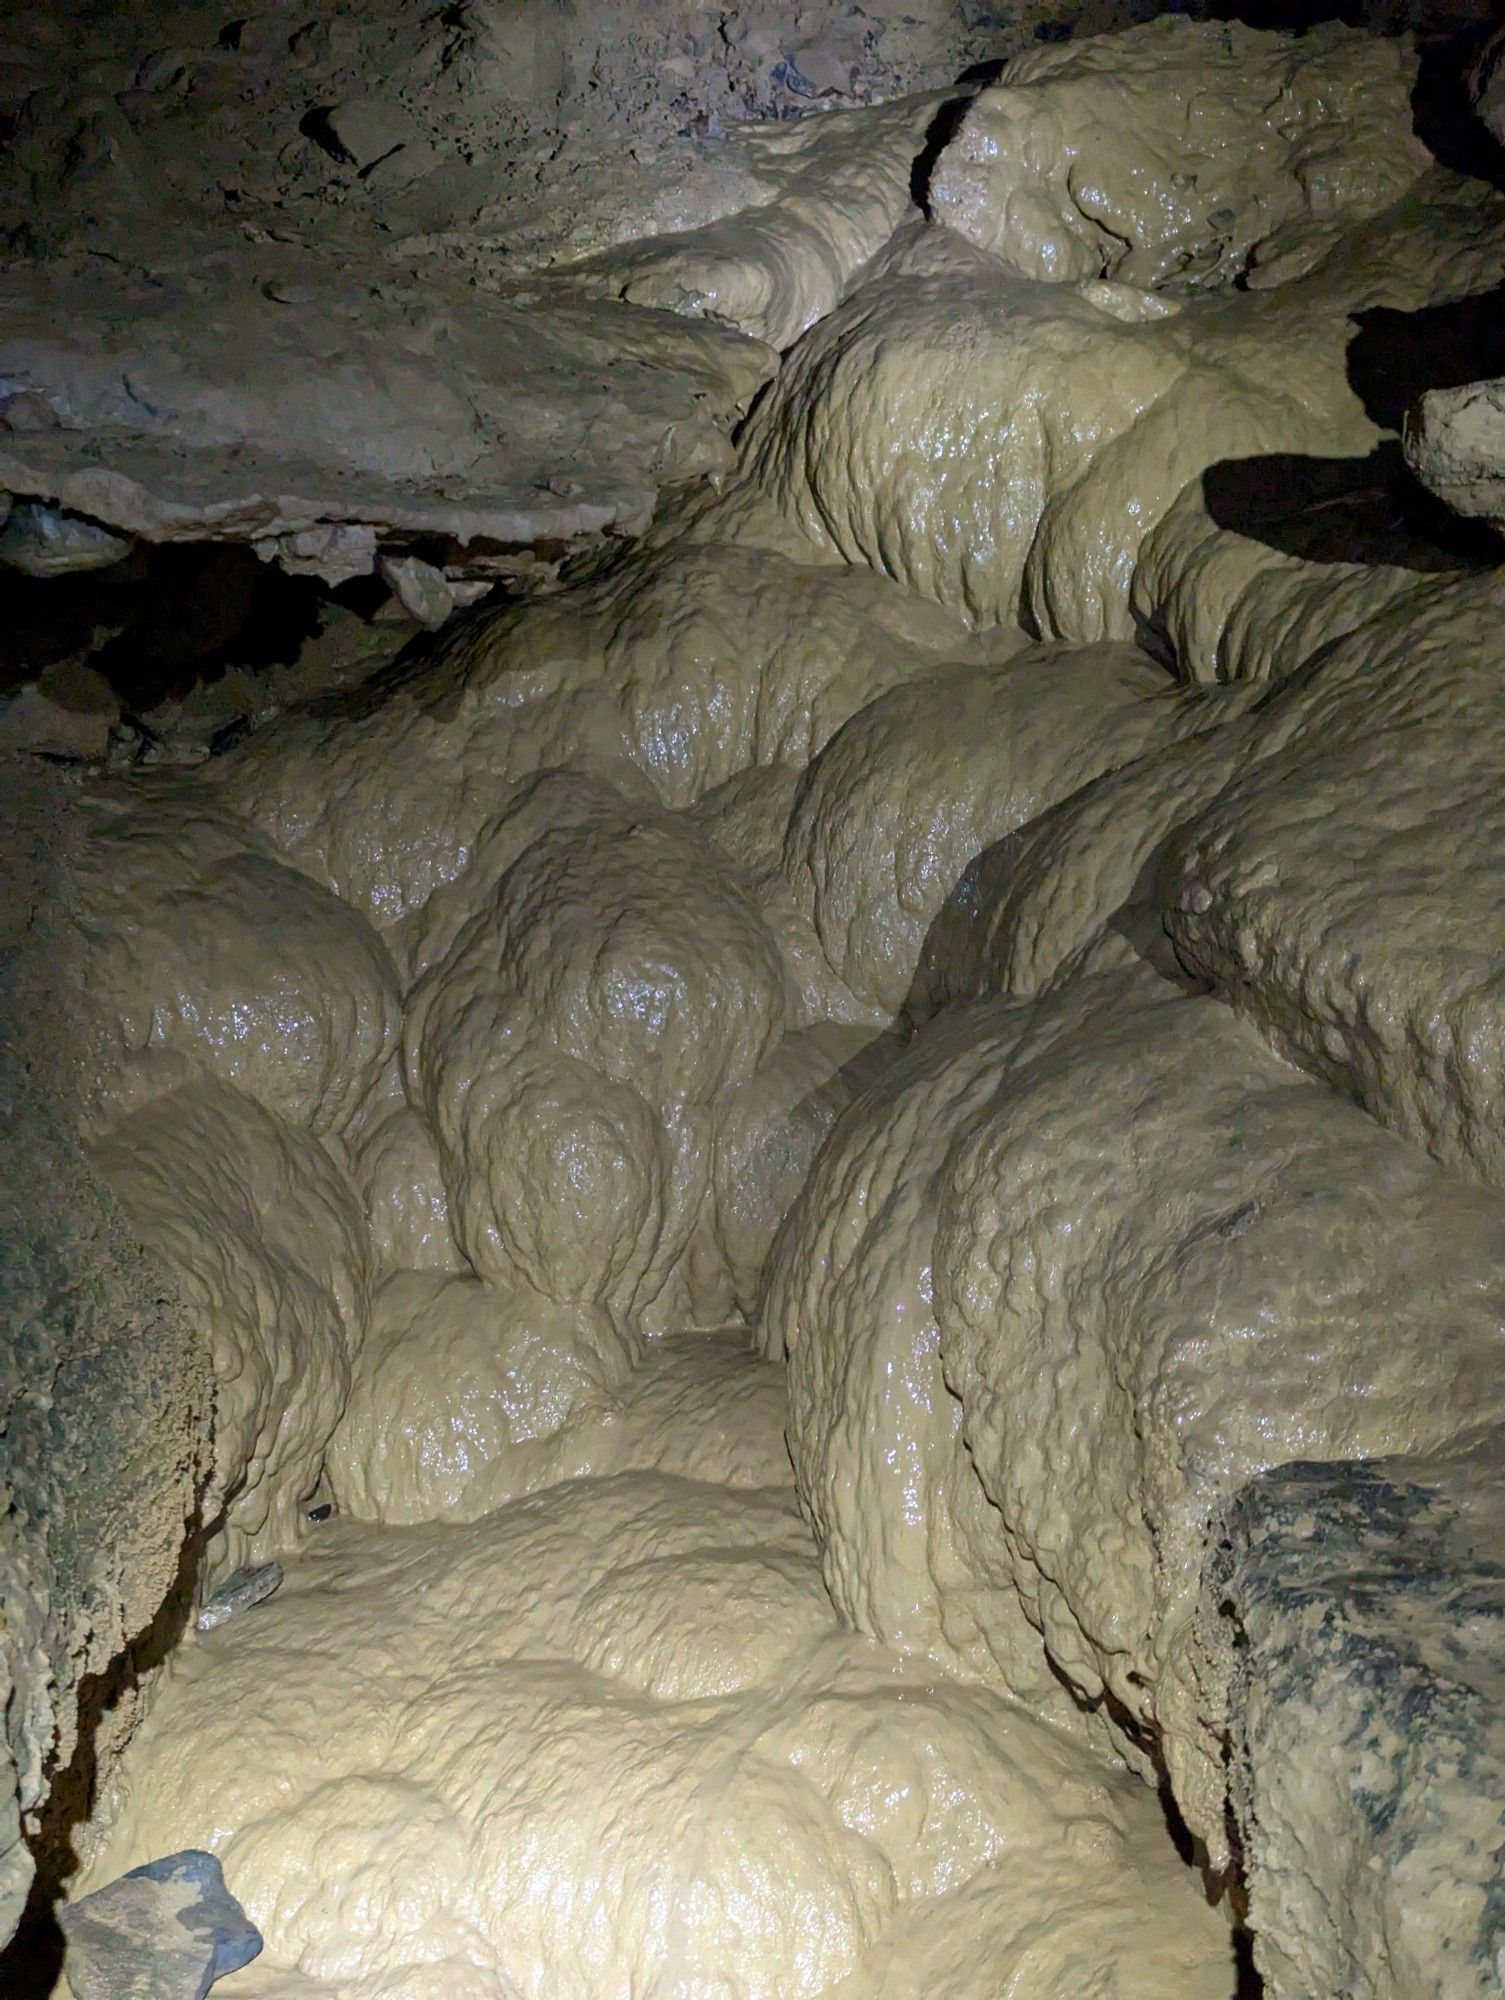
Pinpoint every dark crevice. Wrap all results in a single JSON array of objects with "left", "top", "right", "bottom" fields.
[
  {"left": 298, "top": 104, "right": 356, "bottom": 165},
  {"left": 910, "top": 91, "right": 978, "bottom": 213},
  {"left": 0, "top": 542, "right": 335, "bottom": 710},
  {"left": 1411, "top": 24, "right": 1505, "bottom": 188},
  {"left": 0, "top": 1521, "right": 204, "bottom": 1993}
]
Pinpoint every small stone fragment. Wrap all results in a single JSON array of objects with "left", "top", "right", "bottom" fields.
[
  {"left": 259, "top": 522, "right": 379, "bottom": 585},
  {"left": 379, "top": 551, "right": 457, "bottom": 628},
  {"left": 1404, "top": 377, "right": 1505, "bottom": 527},
  {"left": 196, "top": 1561, "right": 284, "bottom": 1633},
  {"left": 324, "top": 97, "right": 423, "bottom": 172},
  {"left": 0, "top": 502, "right": 131, "bottom": 577},
  {"left": 59, "top": 1848, "right": 262, "bottom": 1999}
]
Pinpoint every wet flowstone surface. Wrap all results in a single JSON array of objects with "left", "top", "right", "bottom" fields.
[{"left": 2, "top": 8, "right": 1504, "bottom": 1998}]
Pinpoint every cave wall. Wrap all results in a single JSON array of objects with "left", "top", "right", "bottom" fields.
[
  {"left": 0, "top": 763, "right": 209, "bottom": 1949},
  {"left": 3, "top": 0, "right": 1505, "bottom": 1982}
]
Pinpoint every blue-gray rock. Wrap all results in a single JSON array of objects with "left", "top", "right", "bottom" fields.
[
  {"left": 60, "top": 1848, "right": 261, "bottom": 1999},
  {"left": 1210, "top": 1431, "right": 1505, "bottom": 2000},
  {"left": 0, "top": 501, "right": 130, "bottom": 577},
  {"left": 195, "top": 1560, "right": 284, "bottom": 1632}
]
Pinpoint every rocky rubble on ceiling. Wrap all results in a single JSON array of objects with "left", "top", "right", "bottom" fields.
[{"left": 0, "top": 0, "right": 1146, "bottom": 599}]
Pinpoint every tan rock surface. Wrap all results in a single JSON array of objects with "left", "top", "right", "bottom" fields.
[
  {"left": 403, "top": 772, "right": 787, "bottom": 1326},
  {"left": 350, "top": 1103, "right": 464, "bottom": 1278},
  {"left": 80, "top": 1439, "right": 1231, "bottom": 1999},
  {"left": 1163, "top": 572, "right": 1505, "bottom": 1190},
  {"left": 1131, "top": 475, "right": 1433, "bottom": 684},
  {"left": 93, "top": 1077, "right": 370, "bottom": 1573},
  {"left": 930, "top": 19, "right": 1427, "bottom": 291},
  {"left": 759, "top": 1000, "right": 1081, "bottom": 1719},
  {"left": 932, "top": 956, "right": 1505, "bottom": 1850},
  {"left": 561, "top": 94, "right": 946, "bottom": 350},
  {"left": 214, "top": 536, "right": 997, "bottom": 933},
  {"left": 73, "top": 794, "right": 401, "bottom": 1136},
  {"left": 728, "top": 226, "right": 1376, "bottom": 637},
  {"left": 781, "top": 641, "right": 1212, "bottom": 1014},
  {"left": 327, "top": 1272, "right": 635, "bottom": 1525},
  {"left": 698, "top": 1022, "right": 892, "bottom": 1321},
  {"left": 25, "top": 21, "right": 1505, "bottom": 1994}
]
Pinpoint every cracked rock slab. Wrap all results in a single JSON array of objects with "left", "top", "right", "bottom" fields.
[{"left": 0, "top": 259, "right": 774, "bottom": 584}]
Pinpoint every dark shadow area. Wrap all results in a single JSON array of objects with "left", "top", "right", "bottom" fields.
[
  {"left": 1174, "top": 288, "right": 1505, "bottom": 570},
  {"left": 0, "top": 1525, "right": 203, "bottom": 1993},
  {"left": 1344, "top": 282, "right": 1505, "bottom": 438},
  {"left": 298, "top": 103, "right": 355, "bottom": 166},
  {"left": 1200, "top": 444, "right": 1503, "bottom": 569},
  {"left": 1411, "top": 23, "right": 1505, "bottom": 187},
  {"left": 0, "top": 541, "right": 334, "bottom": 711},
  {"left": 1234, "top": 1924, "right": 1265, "bottom": 1998},
  {"left": 910, "top": 92, "right": 979, "bottom": 212},
  {"left": 1348, "top": 283, "right": 1505, "bottom": 432}
]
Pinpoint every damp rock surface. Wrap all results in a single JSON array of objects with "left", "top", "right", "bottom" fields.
[
  {"left": 11, "top": 11, "right": 1505, "bottom": 1998},
  {"left": 929, "top": 18, "right": 1429, "bottom": 289},
  {"left": 78, "top": 1356, "right": 1234, "bottom": 2000}
]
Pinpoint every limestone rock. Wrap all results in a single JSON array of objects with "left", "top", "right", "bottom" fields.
[
  {"left": 780, "top": 642, "right": 1212, "bottom": 1014},
  {"left": 1132, "top": 471, "right": 1433, "bottom": 684},
  {"left": 0, "top": 501, "right": 130, "bottom": 577},
  {"left": 702, "top": 1021, "right": 885, "bottom": 1320},
  {"left": 1163, "top": 573, "right": 1505, "bottom": 1192},
  {"left": 93, "top": 1076, "right": 370, "bottom": 1572},
  {"left": 0, "top": 1024, "right": 207, "bottom": 1951},
  {"left": 730, "top": 225, "right": 1375, "bottom": 637},
  {"left": 1209, "top": 1436, "right": 1505, "bottom": 2000},
  {"left": 932, "top": 956, "right": 1505, "bottom": 1852},
  {"left": 566, "top": 92, "right": 941, "bottom": 349},
  {"left": 351, "top": 1103, "right": 464, "bottom": 1276},
  {"left": 914, "top": 687, "right": 1257, "bottom": 1014},
  {"left": 377, "top": 553, "right": 459, "bottom": 630},
  {"left": 930, "top": 18, "right": 1428, "bottom": 292},
  {"left": 320, "top": 97, "right": 423, "bottom": 173},
  {"left": 78, "top": 1452, "right": 1229, "bottom": 1999},
  {"left": 0, "top": 662, "right": 121, "bottom": 762},
  {"left": 72, "top": 797, "right": 401, "bottom": 1137},
  {"left": 1405, "top": 375, "right": 1505, "bottom": 527},
  {"left": 759, "top": 999, "right": 1081, "bottom": 1719},
  {"left": 214, "top": 537, "right": 996, "bottom": 933},
  {"left": 403, "top": 772, "right": 787, "bottom": 1324},
  {"left": 60, "top": 1849, "right": 261, "bottom": 2000},
  {"left": 0, "top": 264, "right": 774, "bottom": 591},
  {"left": 327, "top": 1271, "right": 635, "bottom": 1525},
  {"left": 195, "top": 1562, "right": 284, "bottom": 1633}
]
